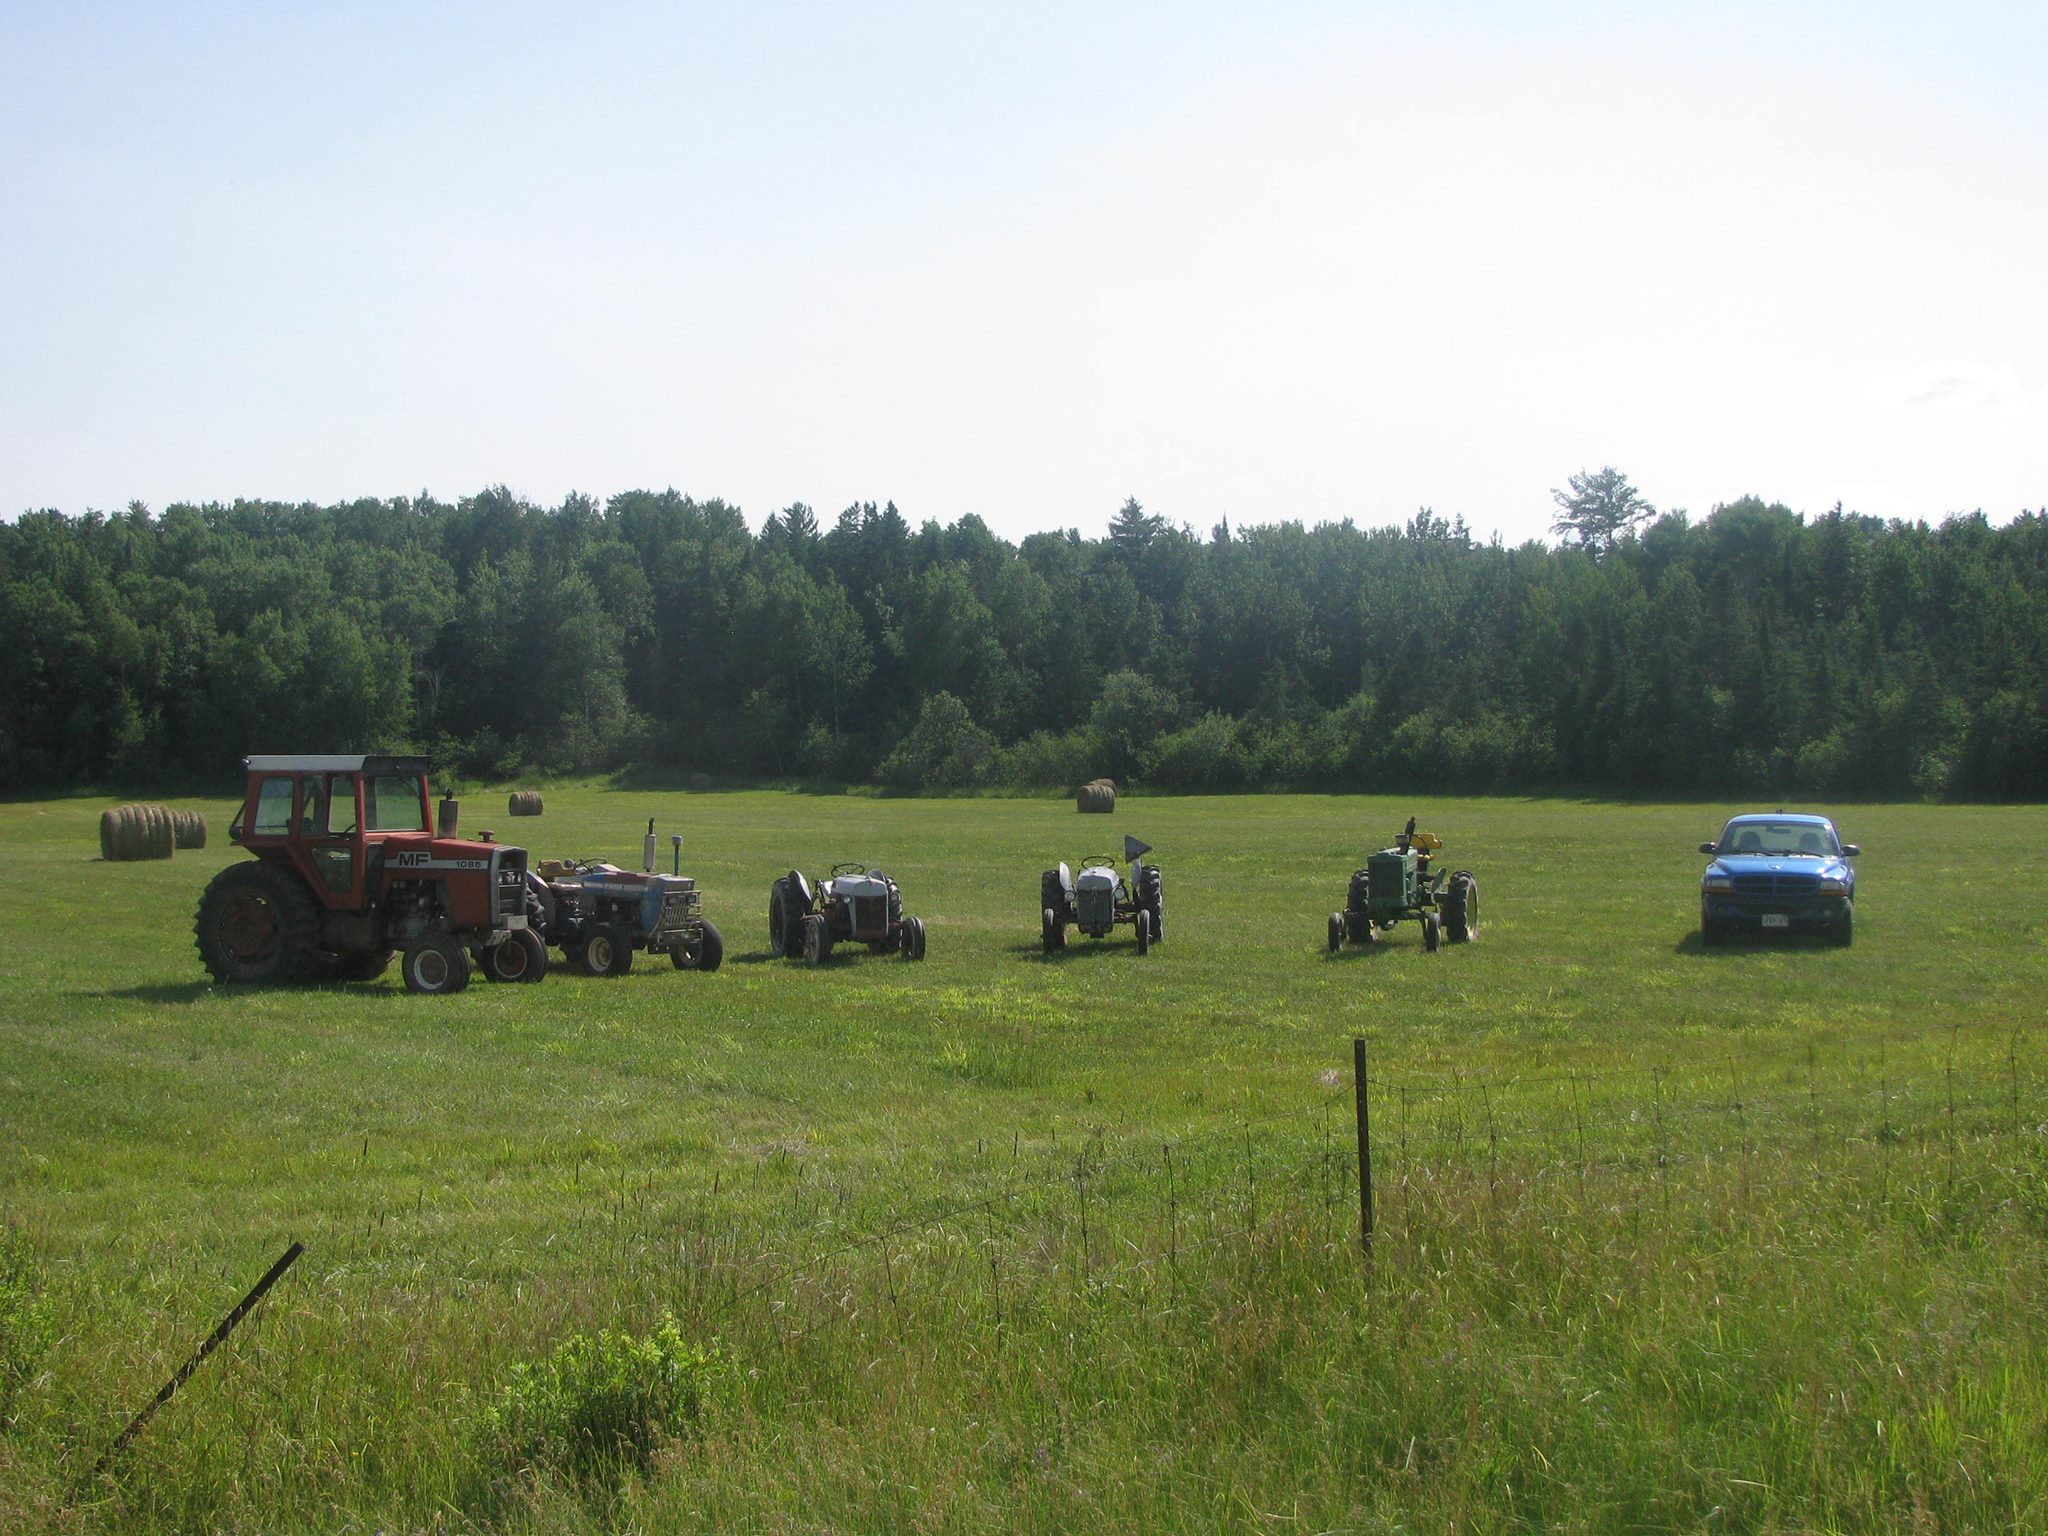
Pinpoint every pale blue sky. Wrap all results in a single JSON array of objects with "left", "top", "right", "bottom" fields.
[{"left": 3, "top": 2, "right": 2041, "bottom": 542}]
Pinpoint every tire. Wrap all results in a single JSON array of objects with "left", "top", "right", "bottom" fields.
[
  {"left": 195, "top": 861, "right": 321, "bottom": 984},
  {"left": 1328, "top": 912, "right": 1344, "bottom": 952},
  {"left": 482, "top": 929, "right": 546, "bottom": 983},
  {"left": 803, "top": 914, "right": 830, "bottom": 966},
  {"left": 1347, "top": 870, "right": 1370, "bottom": 917},
  {"left": 1831, "top": 903, "right": 1853, "bottom": 948},
  {"left": 1443, "top": 872, "right": 1480, "bottom": 943},
  {"left": 1043, "top": 906, "right": 1059, "bottom": 955},
  {"left": 1139, "top": 866, "right": 1164, "bottom": 942},
  {"left": 1135, "top": 908, "right": 1151, "bottom": 955},
  {"left": 401, "top": 933, "right": 471, "bottom": 994},
  {"left": 1040, "top": 869, "right": 1065, "bottom": 919},
  {"left": 1700, "top": 916, "right": 1721, "bottom": 948},
  {"left": 769, "top": 879, "right": 792, "bottom": 958},
  {"left": 672, "top": 920, "right": 724, "bottom": 972},
  {"left": 581, "top": 924, "right": 632, "bottom": 977},
  {"left": 1422, "top": 913, "right": 1441, "bottom": 953},
  {"left": 902, "top": 916, "right": 927, "bottom": 961}
]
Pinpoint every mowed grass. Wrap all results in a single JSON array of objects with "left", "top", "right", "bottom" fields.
[{"left": 0, "top": 789, "right": 2044, "bottom": 1533}]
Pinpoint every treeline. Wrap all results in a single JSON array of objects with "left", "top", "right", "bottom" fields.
[{"left": 2, "top": 488, "right": 2044, "bottom": 799}]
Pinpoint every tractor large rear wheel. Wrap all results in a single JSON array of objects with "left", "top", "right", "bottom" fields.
[
  {"left": 195, "top": 861, "right": 320, "bottom": 984},
  {"left": 581, "top": 924, "right": 632, "bottom": 977},
  {"left": 768, "top": 879, "right": 792, "bottom": 958},
  {"left": 1443, "top": 872, "right": 1480, "bottom": 943},
  {"left": 1139, "top": 865, "right": 1164, "bottom": 942}
]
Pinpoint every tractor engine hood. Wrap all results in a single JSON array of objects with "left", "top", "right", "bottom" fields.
[
  {"left": 827, "top": 873, "right": 892, "bottom": 899},
  {"left": 1074, "top": 865, "right": 1123, "bottom": 894}
]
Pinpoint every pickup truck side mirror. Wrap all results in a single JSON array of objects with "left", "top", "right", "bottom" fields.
[
  {"left": 1840, "top": 844, "right": 1860, "bottom": 857},
  {"left": 1698, "top": 842, "right": 1717, "bottom": 855}
]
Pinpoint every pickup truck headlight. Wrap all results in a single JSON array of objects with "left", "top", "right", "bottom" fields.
[
  {"left": 1701, "top": 872, "right": 1734, "bottom": 893},
  {"left": 1817, "top": 875, "right": 1850, "bottom": 893}
]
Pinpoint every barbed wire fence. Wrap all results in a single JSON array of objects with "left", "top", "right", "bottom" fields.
[{"left": 579, "top": 1025, "right": 2046, "bottom": 1348}]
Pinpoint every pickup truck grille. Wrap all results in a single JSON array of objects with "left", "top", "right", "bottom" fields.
[{"left": 1732, "top": 872, "right": 1820, "bottom": 896}]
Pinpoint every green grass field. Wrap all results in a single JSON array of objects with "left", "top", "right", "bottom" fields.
[{"left": 2, "top": 789, "right": 2044, "bottom": 1533}]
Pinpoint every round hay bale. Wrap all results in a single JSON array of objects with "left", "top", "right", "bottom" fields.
[
  {"left": 102, "top": 802, "right": 174, "bottom": 861},
  {"left": 171, "top": 809, "right": 208, "bottom": 850},
  {"left": 1076, "top": 782, "right": 1117, "bottom": 814},
  {"left": 508, "top": 790, "right": 544, "bottom": 817}
]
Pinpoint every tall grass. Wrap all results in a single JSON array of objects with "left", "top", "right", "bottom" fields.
[{"left": 0, "top": 789, "right": 2042, "bottom": 1531}]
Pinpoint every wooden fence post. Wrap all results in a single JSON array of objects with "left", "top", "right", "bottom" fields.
[{"left": 1354, "top": 1038, "right": 1374, "bottom": 1252}]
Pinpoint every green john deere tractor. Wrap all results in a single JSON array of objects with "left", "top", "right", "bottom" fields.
[{"left": 1327, "top": 816, "right": 1481, "bottom": 953}]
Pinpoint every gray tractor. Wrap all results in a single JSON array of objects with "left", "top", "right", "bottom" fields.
[
  {"left": 770, "top": 863, "right": 927, "bottom": 965},
  {"left": 1041, "top": 835, "right": 1163, "bottom": 954}
]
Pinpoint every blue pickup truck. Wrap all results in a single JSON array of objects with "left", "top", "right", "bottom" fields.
[{"left": 1698, "top": 813, "right": 1859, "bottom": 947}]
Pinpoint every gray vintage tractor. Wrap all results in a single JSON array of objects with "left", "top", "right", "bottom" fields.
[
  {"left": 1327, "top": 816, "right": 1480, "bottom": 952},
  {"left": 1041, "top": 835, "right": 1163, "bottom": 954},
  {"left": 770, "top": 862, "right": 926, "bottom": 965}
]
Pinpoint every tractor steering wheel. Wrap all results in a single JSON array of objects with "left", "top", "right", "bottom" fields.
[
  {"left": 1081, "top": 856, "right": 1116, "bottom": 869},
  {"left": 830, "top": 861, "right": 868, "bottom": 877}
]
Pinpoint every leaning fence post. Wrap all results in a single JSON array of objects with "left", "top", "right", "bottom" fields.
[
  {"left": 91, "top": 1241, "right": 304, "bottom": 1481},
  {"left": 1353, "top": 1038, "right": 1374, "bottom": 1253}
]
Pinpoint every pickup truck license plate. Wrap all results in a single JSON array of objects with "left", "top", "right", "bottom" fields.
[{"left": 1761, "top": 913, "right": 1789, "bottom": 929}]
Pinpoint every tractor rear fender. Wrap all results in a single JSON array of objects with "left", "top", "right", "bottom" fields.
[
  {"left": 1057, "top": 861, "right": 1073, "bottom": 897},
  {"left": 789, "top": 870, "right": 813, "bottom": 909}
]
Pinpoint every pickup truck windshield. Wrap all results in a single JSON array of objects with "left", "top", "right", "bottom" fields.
[{"left": 1718, "top": 822, "right": 1838, "bottom": 857}]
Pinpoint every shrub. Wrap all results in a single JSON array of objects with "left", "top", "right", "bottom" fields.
[
  {"left": 1146, "top": 712, "right": 1252, "bottom": 789},
  {"left": 475, "top": 1315, "right": 723, "bottom": 1489},
  {"left": 876, "top": 693, "right": 997, "bottom": 790}
]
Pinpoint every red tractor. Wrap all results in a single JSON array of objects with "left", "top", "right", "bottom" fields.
[{"left": 194, "top": 754, "right": 543, "bottom": 995}]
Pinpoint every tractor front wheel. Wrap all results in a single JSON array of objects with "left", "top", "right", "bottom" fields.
[
  {"left": 401, "top": 933, "right": 471, "bottom": 995},
  {"left": 901, "top": 916, "right": 927, "bottom": 961},
  {"left": 672, "top": 920, "right": 724, "bottom": 972},
  {"left": 1328, "top": 912, "right": 1344, "bottom": 952},
  {"left": 195, "top": 861, "right": 320, "bottom": 984},
  {"left": 482, "top": 929, "right": 547, "bottom": 983},
  {"left": 1422, "top": 913, "right": 1442, "bottom": 953},
  {"left": 802, "top": 914, "right": 831, "bottom": 966},
  {"left": 1135, "top": 908, "right": 1151, "bottom": 955}
]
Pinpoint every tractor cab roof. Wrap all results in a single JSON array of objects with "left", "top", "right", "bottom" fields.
[{"left": 243, "top": 754, "right": 432, "bottom": 777}]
